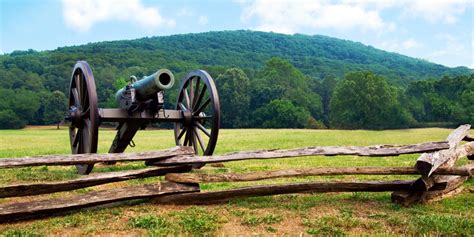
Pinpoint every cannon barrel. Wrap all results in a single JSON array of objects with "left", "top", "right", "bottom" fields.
[{"left": 115, "top": 69, "right": 174, "bottom": 108}]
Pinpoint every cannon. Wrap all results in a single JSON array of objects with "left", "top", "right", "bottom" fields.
[{"left": 65, "top": 61, "right": 220, "bottom": 174}]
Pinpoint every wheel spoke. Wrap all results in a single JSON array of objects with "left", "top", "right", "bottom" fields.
[
  {"left": 80, "top": 75, "right": 89, "bottom": 109},
  {"left": 183, "top": 88, "right": 191, "bottom": 108},
  {"left": 79, "top": 74, "right": 86, "bottom": 106},
  {"left": 72, "top": 88, "right": 81, "bottom": 108},
  {"left": 73, "top": 128, "right": 82, "bottom": 147},
  {"left": 194, "top": 127, "right": 206, "bottom": 152},
  {"left": 192, "top": 84, "right": 207, "bottom": 111},
  {"left": 177, "top": 126, "right": 187, "bottom": 140},
  {"left": 192, "top": 130, "right": 198, "bottom": 154},
  {"left": 179, "top": 103, "right": 188, "bottom": 111},
  {"left": 194, "top": 115, "right": 213, "bottom": 119},
  {"left": 75, "top": 74, "right": 81, "bottom": 97},
  {"left": 81, "top": 107, "right": 90, "bottom": 118},
  {"left": 195, "top": 121, "right": 211, "bottom": 137},
  {"left": 189, "top": 77, "right": 194, "bottom": 107},
  {"left": 194, "top": 98, "right": 211, "bottom": 115},
  {"left": 81, "top": 89, "right": 89, "bottom": 110},
  {"left": 192, "top": 77, "right": 201, "bottom": 109},
  {"left": 75, "top": 129, "right": 82, "bottom": 153},
  {"left": 183, "top": 130, "right": 190, "bottom": 146}
]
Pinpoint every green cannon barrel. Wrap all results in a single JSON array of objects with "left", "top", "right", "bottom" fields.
[{"left": 115, "top": 69, "right": 175, "bottom": 108}]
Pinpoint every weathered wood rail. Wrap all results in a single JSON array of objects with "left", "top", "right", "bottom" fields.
[
  {"left": 0, "top": 166, "right": 192, "bottom": 198},
  {"left": 0, "top": 182, "right": 199, "bottom": 222},
  {"left": 0, "top": 146, "right": 194, "bottom": 168},
  {"left": 165, "top": 165, "right": 473, "bottom": 183},
  {"left": 153, "top": 180, "right": 415, "bottom": 205},
  {"left": 392, "top": 124, "right": 473, "bottom": 206},
  {"left": 146, "top": 141, "right": 450, "bottom": 166},
  {"left": 0, "top": 124, "right": 471, "bottom": 222},
  {"left": 415, "top": 125, "right": 471, "bottom": 177}
]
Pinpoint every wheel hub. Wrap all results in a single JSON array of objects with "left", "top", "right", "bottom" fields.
[
  {"left": 182, "top": 109, "right": 193, "bottom": 127},
  {"left": 68, "top": 106, "right": 84, "bottom": 128}
]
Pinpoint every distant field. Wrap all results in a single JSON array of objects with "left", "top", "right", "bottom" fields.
[{"left": 0, "top": 127, "right": 472, "bottom": 236}]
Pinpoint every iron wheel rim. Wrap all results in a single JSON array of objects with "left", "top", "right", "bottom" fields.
[
  {"left": 174, "top": 70, "right": 220, "bottom": 156},
  {"left": 68, "top": 61, "right": 99, "bottom": 175}
]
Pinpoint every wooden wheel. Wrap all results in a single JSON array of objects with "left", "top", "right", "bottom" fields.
[
  {"left": 67, "top": 61, "right": 99, "bottom": 175},
  {"left": 174, "top": 70, "right": 220, "bottom": 157}
]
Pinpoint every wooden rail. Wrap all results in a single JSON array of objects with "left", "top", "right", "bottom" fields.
[
  {"left": 165, "top": 166, "right": 474, "bottom": 183},
  {"left": 392, "top": 124, "right": 473, "bottom": 206},
  {"left": 147, "top": 141, "right": 450, "bottom": 166},
  {"left": 0, "top": 182, "right": 199, "bottom": 222},
  {"left": 0, "top": 146, "right": 194, "bottom": 168},
  {"left": 153, "top": 180, "right": 414, "bottom": 205},
  {"left": 0, "top": 166, "right": 192, "bottom": 198},
  {"left": 416, "top": 124, "right": 471, "bottom": 177}
]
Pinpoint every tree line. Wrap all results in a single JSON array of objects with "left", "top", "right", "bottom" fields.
[
  {"left": 1, "top": 56, "right": 471, "bottom": 129},
  {"left": 216, "top": 58, "right": 473, "bottom": 129}
]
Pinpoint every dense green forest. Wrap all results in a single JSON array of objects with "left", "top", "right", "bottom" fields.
[{"left": 0, "top": 30, "right": 472, "bottom": 129}]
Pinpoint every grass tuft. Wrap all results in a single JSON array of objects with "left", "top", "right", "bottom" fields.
[
  {"left": 173, "top": 207, "right": 222, "bottom": 235},
  {"left": 410, "top": 214, "right": 474, "bottom": 236},
  {"left": 241, "top": 213, "right": 283, "bottom": 226}
]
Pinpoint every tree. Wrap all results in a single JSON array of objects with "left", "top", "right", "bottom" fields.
[
  {"left": 313, "top": 76, "right": 338, "bottom": 126},
  {"left": 250, "top": 83, "right": 285, "bottom": 110},
  {"left": 256, "top": 58, "right": 323, "bottom": 120},
  {"left": 253, "top": 99, "right": 310, "bottom": 128},
  {"left": 460, "top": 80, "right": 474, "bottom": 124},
  {"left": 0, "top": 110, "right": 25, "bottom": 129},
  {"left": 329, "top": 71, "right": 412, "bottom": 129},
  {"left": 0, "top": 88, "right": 40, "bottom": 128},
  {"left": 216, "top": 68, "right": 251, "bottom": 128},
  {"left": 43, "top": 91, "right": 67, "bottom": 129},
  {"left": 403, "top": 75, "right": 472, "bottom": 125}
]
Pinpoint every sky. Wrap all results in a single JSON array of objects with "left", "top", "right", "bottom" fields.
[{"left": 0, "top": 0, "right": 472, "bottom": 68}]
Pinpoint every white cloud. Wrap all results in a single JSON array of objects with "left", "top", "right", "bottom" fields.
[
  {"left": 62, "top": 0, "right": 175, "bottom": 32},
  {"left": 405, "top": 0, "right": 469, "bottom": 24},
  {"left": 402, "top": 38, "right": 421, "bottom": 49},
  {"left": 341, "top": 0, "right": 400, "bottom": 11},
  {"left": 239, "top": 0, "right": 388, "bottom": 34},
  {"left": 344, "top": 0, "right": 470, "bottom": 24},
  {"left": 198, "top": 16, "right": 209, "bottom": 25}
]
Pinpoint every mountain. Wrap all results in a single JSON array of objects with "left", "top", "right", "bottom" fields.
[
  {"left": 2, "top": 30, "right": 472, "bottom": 90},
  {"left": 130, "top": 30, "right": 472, "bottom": 83}
]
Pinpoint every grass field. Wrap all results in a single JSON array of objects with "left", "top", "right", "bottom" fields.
[{"left": 0, "top": 127, "right": 472, "bottom": 236}]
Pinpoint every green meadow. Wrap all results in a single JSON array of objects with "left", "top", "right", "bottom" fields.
[{"left": 0, "top": 127, "right": 472, "bottom": 236}]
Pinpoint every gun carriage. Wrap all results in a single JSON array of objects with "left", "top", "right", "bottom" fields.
[{"left": 65, "top": 61, "right": 220, "bottom": 174}]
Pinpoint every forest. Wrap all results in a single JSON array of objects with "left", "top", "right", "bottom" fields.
[{"left": 0, "top": 30, "right": 472, "bottom": 129}]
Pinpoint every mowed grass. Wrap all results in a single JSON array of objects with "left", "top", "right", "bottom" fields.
[{"left": 0, "top": 127, "right": 473, "bottom": 236}]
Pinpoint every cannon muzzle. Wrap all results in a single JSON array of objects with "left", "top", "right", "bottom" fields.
[{"left": 116, "top": 69, "right": 175, "bottom": 110}]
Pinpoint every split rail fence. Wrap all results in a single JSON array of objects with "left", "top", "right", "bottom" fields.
[{"left": 0, "top": 125, "right": 472, "bottom": 222}]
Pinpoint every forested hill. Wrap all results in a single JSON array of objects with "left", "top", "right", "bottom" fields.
[
  {"left": 130, "top": 30, "right": 471, "bottom": 83},
  {"left": 53, "top": 31, "right": 470, "bottom": 82},
  {"left": 0, "top": 30, "right": 472, "bottom": 129},
  {"left": 2, "top": 30, "right": 472, "bottom": 89}
]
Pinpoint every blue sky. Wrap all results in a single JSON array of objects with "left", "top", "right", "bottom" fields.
[{"left": 1, "top": 0, "right": 472, "bottom": 68}]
